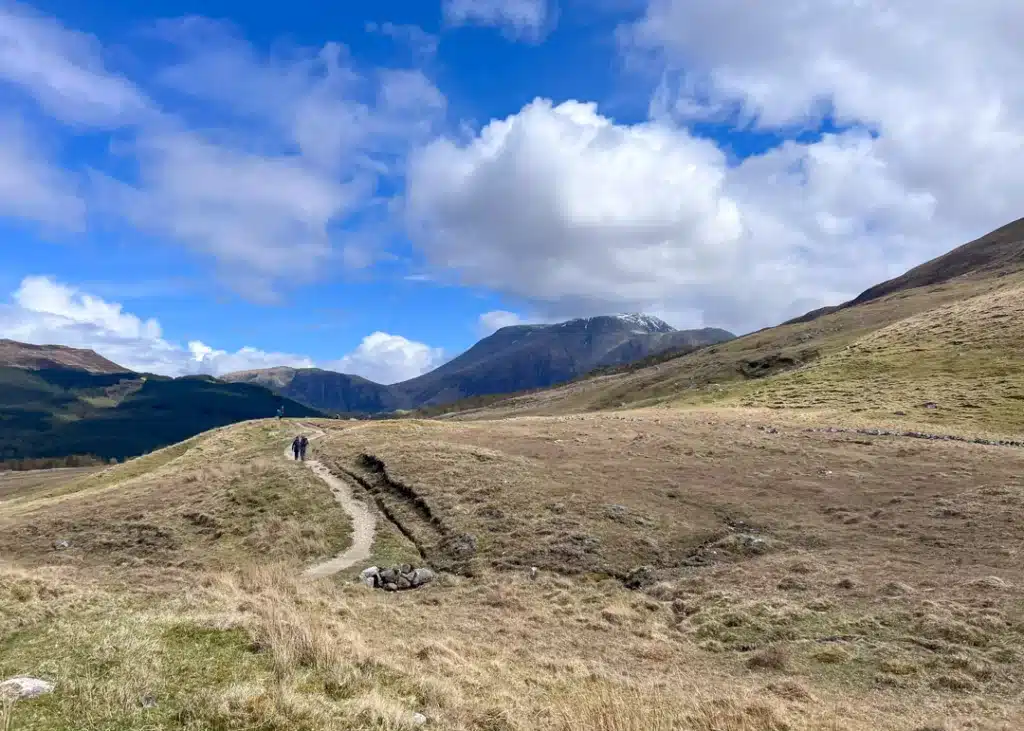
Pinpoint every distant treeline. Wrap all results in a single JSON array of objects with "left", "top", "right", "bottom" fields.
[{"left": 0, "top": 454, "right": 113, "bottom": 472}]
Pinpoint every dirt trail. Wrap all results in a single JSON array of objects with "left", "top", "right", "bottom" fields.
[{"left": 285, "top": 426, "right": 376, "bottom": 579}]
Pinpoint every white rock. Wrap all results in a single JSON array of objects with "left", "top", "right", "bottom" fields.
[
  {"left": 411, "top": 711, "right": 428, "bottom": 725},
  {"left": 0, "top": 677, "right": 55, "bottom": 699},
  {"left": 360, "top": 566, "right": 380, "bottom": 587}
]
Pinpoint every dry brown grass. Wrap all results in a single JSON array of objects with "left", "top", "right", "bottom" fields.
[
  {"left": 0, "top": 421, "right": 349, "bottom": 571},
  {"left": 316, "top": 408, "right": 1024, "bottom": 587},
  {"left": 737, "top": 284, "right": 1024, "bottom": 432},
  {"left": 3, "top": 414, "right": 1024, "bottom": 730},
  {"left": 0, "top": 466, "right": 101, "bottom": 501}
]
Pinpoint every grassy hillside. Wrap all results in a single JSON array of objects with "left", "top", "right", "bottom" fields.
[
  {"left": 0, "top": 339, "right": 126, "bottom": 373},
  {"left": 466, "top": 219, "right": 1024, "bottom": 436},
  {"left": 3, "top": 414, "right": 1023, "bottom": 730},
  {"left": 737, "top": 282, "right": 1024, "bottom": 431},
  {"left": 0, "top": 367, "right": 321, "bottom": 461}
]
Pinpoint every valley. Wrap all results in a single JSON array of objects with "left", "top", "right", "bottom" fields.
[{"left": 2, "top": 218, "right": 1023, "bottom": 730}]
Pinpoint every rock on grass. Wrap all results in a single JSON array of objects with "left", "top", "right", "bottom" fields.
[{"left": 0, "top": 677, "right": 54, "bottom": 699}]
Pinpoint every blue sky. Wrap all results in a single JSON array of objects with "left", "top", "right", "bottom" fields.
[{"left": 0, "top": 0, "right": 1021, "bottom": 382}]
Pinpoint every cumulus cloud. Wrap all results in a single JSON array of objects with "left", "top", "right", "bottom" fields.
[
  {"left": 0, "top": 276, "right": 440, "bottom": 381},
  {"left": 327, "top": 332, "right": 445, "bottom": 385},
  {"left": 477, "top": 310, "right": 533, "bottom": 335},
  {"left": 0, "top": 115, "right": 84, "bottom": 231},
  {"left": 623, "top": 0, "right": 1024, "bottom": 320},
  {"left": 184, "top": 340, "right": 314, "bottom": 376},
  {"left": 407, "top": 99, "right": 756, "bottom": 325},
  {"left": 406, "top": 0, "right": 1024, "bottom": 332},
  {"left": 443, "top": 0, "right": 553, "bottom": 41}
]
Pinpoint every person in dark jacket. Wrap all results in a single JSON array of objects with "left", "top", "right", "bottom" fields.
[
  {"left": 291, "top": 436, "right": 301, "bottom": 460},
  {"left": 299, "top": 435, "right": 309, "bottom": 461}
]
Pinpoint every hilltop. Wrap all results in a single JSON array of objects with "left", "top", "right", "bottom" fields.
[
  {"left": 0, "top": 339, "right": 126, "bottom": 374},
  {"left": 0, "top": 350, "right": 321, "bottom": 462},
  {"left": 461, "top": 218, "right": 1024, "bottom": 436},
  {"left": 224, "top": 367, "right": 402, "bottom": 415},
  {"left": 222, "top": 315, "right": 734, "bottom": 414}
]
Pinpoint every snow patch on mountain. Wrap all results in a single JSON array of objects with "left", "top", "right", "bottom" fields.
[{"left": 612, "top": 313, "right": 675, "bottom": 333}]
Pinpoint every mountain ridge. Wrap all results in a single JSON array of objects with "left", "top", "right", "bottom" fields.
[
  {"left": 221, "top": 315, "right": 736, "bottom": 413},
  {"left": 0, "top": 339, "right": 127, "bottom": 374}
]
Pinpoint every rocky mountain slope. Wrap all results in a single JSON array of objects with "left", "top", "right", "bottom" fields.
[
  {"left": 223, "top": 367, "right": 402, "bottom": 415},
  {"left": 222, "top": 315, "right": 735, "bottom": 413}
]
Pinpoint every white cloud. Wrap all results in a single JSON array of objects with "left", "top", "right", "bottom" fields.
[
  {"left": 0, "top": 10, "right": 446, "bottom": 298},
  {"left": 185, "top": 340, "right": 315, "bottom": 376},
  {"left": 0, "top": 276, "right": 440, "bottom": 382},
  {"left": 477, "top": 310, "right": 532, "bottom": 335},
  {"left": 14, "top": 275, "right": 161, "bottom": 339},
  {"left": 0, "top": 1, "right": 151, "bottom": 127},
  {"left": 365, "top": 21, "right": 438, "bottom": 60},
  {"left": 93, "top": 130, "right": 366, "bottom": 297},
  {"left": 327, "top": 332, "right": 445, "bottom": 385},
  {"left": 0, "top": 115, "right": 84, "bottom": 231},
  {"left": 622, "top": 0, "right": 1024, "bottom": 319},
  {"left": 407, "top": 99, "right": 756, "bottom": 326},
  {"left": 443, "top": 0, "right": 553, "bottom": 41}
]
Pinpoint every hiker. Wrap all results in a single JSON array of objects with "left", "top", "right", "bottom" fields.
[
  {"left": 299, "top": 435, "right": 309, "bottom": 461},
  {"left": 291, "top": 436, "right": 301, "bottom": 460},
  {"left": 276, "top": 405, "right": 284, "bottom": 420}
]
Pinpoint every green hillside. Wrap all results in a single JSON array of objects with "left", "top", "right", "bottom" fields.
[{"left": 0, "top": 367, "right": 321, "bottom": 461}]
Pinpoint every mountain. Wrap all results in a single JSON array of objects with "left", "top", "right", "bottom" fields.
[
  {"left": 0, "top": 339, "right": 126, "bottom": 373},
  {"left": 396, "top": 316, "right": 733, "bottom": 407},
  {"left": 224, "top": 367, "right": 403, "bottom": 414},
  {"left": 0, "top": 347, "right": 321, "bottom": 462},
  {"left": 221, "top": 315, "right": 736, "bottom": 413},
  {"left": 459, "top": 217, "right": 1024, "bottom": 435},
  {"left": 595, "top": 327, "right": 737, "bottom": 370}
]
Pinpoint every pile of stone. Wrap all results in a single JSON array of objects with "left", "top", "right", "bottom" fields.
[{"left": 360, "top": 564, "right": 435, "bottom": 592}]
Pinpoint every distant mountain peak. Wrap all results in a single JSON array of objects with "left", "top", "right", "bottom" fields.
[
  {"left": 611, "top": 313, "right": 675, "bottom": 333},
  {"left": 550, "top": 313, "right": 675, "bottom": 335},
  {"left": 219, "top": 312, "right": 735, "bottom": 415}
]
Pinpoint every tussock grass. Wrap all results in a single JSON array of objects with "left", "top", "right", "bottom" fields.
[
  {"left": 737, "top": 284, "right": 1024, "bottom": 433},
  {"left": 3, "top": 417, "right": 1024, "bottom": 730},
  {"left": 0, "top": 422, "right": 350, "bottom": 570}
]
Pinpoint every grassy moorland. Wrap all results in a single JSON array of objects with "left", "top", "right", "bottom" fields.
[
  {"left": 4, "top": 221, "right": 1024, "bottom": 730},
  {"left": 2, "top": 413, "right": 1022, "bottom": 730}
]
